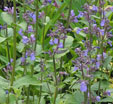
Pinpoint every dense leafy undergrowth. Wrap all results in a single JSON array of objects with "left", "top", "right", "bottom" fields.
[{"left": 0, "top": 0, "right": 113, "bottom": 104}]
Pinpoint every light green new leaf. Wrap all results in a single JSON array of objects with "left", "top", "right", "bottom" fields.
[
  {"left": 65, "top": 36, "right": 74, "bottom": 48},
  {"left": 0, "top": 37, "right": 6, "bottom": 43},
  {"left": 1, "top": 12, "right": 13, "bottom": 25}
]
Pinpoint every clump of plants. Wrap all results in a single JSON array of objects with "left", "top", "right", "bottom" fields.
[{"left": 0, "top": 0, "right": 113, "bottom": 104}]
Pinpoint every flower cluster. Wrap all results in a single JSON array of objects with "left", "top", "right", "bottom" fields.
[{"left": 47, "top": 22, "right": 70, "bottom": 54}]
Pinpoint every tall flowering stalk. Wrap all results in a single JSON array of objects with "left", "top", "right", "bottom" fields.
[{"left": 10, "top": 0, "right": 16, "bottom": 86}]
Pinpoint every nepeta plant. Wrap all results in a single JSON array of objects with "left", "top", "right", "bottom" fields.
[{"left": 0, "top": 0, "right": 113, "bottom": 104}]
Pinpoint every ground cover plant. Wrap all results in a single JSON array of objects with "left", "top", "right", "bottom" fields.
[{"left": 0, "top": 0, "right": 113, "bottom": 104}]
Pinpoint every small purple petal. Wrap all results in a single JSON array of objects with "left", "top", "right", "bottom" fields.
[
  {"left": 58, "top": 43, "right": 63, "bottom": 48},
  {"left": 21, "top": 57, "right": 25, "bottom": 63},
  {"left": 71, "top": 10, "right": 75, "bottom": 17},
  {"left": 54, "top": 38, "right": 58, "bottom": 44},
  {"left": 108, "top": 41, "right": 112, "bottom": 47},
  {"left": 83, "top": 50, "right": 88, "bottom": 56},
  {"left": 22, "top": 36, "right": 29, "bottom": 44},
  {"left": 96, "top": 62, "right": 100, "bottom": 69},
  {"left": 76, "top": 28, "right": 82, "bottom": 34},
  {"left": 80, "top": 81, "right": 87, "bottom": 92},
  {"left": 77, "top": 11, "right": 83, "bottom": 18},
  {"left": 18, "top": 29, "right": 23, "bottom": 36},
  {"left": 92, "top": 5, "right": 98, "bottom": 12},
  {"left": 30, "top": 53, "right": 35, "bottom": 61},
  {"left": 100, "top": 29, "right": 104, "bottom": 36},
  {"left": 106, "top": 90, "right": 111, "bottom": 96},
  {"left": 96, "top": 96, "right": 100, "bottom": 102},
  {"left": 74, "top": 66, "right": 78, "bottom": 71},
  {"left": 30, "top": 34, "right": 35, "bottom": 43},
  {"left": 73, "top": 16, "right": 78, "bottom": 23},
  {"left": 49, "top": 39, "right": 54, "bottom": 45},
  {"left": 48, "top": 0, "right": 52, "bottom": 3},
  {"left": 101, "top": 19, "right": 105, "bottom": 27}
]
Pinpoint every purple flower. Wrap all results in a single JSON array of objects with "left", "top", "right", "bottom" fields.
[
  {"left": 29, "top": 13, "right": 36, "bottom": 22},
  {"left": 30, "top": 52, "right": 35, "bottom": 61},
  {"left": 96, "top": 96, "right": 100, "bottom": 102},
  {"left": 74, "top": 66, "right": 78, "bottom": 71},
  {"left": 101, "top": 19, "right": 105, "bottom": 27},
  {"left": 71, "top": 10, "right": 75, "bottom": 17},
  {"left": 80, "top": 81, "right": 87, "bottom": 92},
  {"left": 76, "top": 28, "right": 82, "bottom": 34},
  {"left": 58, "top": 43, "right": 63, "bottom": 48},
  {"left": 38, "top": 11, "right": 45, "bottom": 18},
  {"left": 49, "top": 39, "right": 54, "bottom": 45},
  {"left": 100, "top": 29, "right": 104, "bottom": 35},
  {"left": 28, "top": 25, "right": 33, "bottom": 33},
  {"left": 96, "top": 62, "right": 100, "bottom": 69},
  {"left": 54, "top": 38, "right": 58, "bottom": 44},
  {"left": 103, "top": 52, "right": 106, "bottom": 59},
  {"left": 48, "top": 0, "right": 52, "bottom": 3},
  {"left": 83, "top": 50, "right": 88, "bottom": 56},
  {"left": 5, "top": 90, "right": 9, "bottom": 94},
  {"left": 97, "top": 55, "right": 101, "bottom": 61},
  {"left": 18, "top": 28, "right": 23, "bottom": 36},
  {"left": 32, "top": 14, "right": 36, "bottom": 22},
  {"left": 21, "top": 57, "right": 25, "bottom": 63},
  {"left": 0, "top": 25, "right": 2, "bottom": 29},
  {"left": 108, "top": 41, "right": 112, "bottom": 47},
  {"left": 110, "top": 6, "right": 113, "bottom": 12},
  {"left": 106, "top": 90, "right": 111, "bottom": 96},
  {"left": 30, "top": 34, "right": 35, "bottom": 43},
  {"left": 22, "top": 36, "right": 29, "bottom": 44},
  {"left": 92, "top": 5, "right": 98, "bottom": 12},
  {"left": 73, "top": 16, "right": 78, "bottom": 23},
  {"left": 77, "top": 11, "right": 83, "bottom": 18}
]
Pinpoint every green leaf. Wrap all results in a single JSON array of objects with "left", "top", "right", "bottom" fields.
[
  {"left": 18, "top": 22, "right": 27, "bottom": 31},
  {"left": 0, "top": 37, "right": 6, "bottom": 43},
  {"left": 0, "top": 76, "right": 9, "bottom": 89},
  {"left": 100, "top": 97, "right": 113, "bottom": 102},
  {"left": 1, "top": 12, "right": 13, "bottom": 25},
  {"left": 65, "top": 36, "right": 74, "bottom": 48},
  {"left": 64, "top": 91, "right": 84, "bottom": 104},
  {"left": 0, "top": 88, "right": 6, "bottom": 103},
  {"left": 13, "top": 75, "right": 41, "bottom": 88},
  {"left": 0, "top": 55, "right": 8, "bottom": 64},
  {"left": 17, "top": 42, "right": 25, "bottom": 53},
  {"left": 103, "top": 56, "right": 112, "bottom": 68},
  {"left": 36, "top": 44, "right": 42, "bottom": 55},
  {"left": 55, "top": 49, "right": 69, "bottom": 58}
]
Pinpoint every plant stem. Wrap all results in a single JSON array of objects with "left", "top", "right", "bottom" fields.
[
  {"left": 60, "top": 0, "right": 72, "bottom": 74},
  {"left": 53, "top": 54, "right": 58, "bottom": 104},
  {"left": 6, "top": 24, "right": 10, "bottom": 63},
  {"left": 26, "top": 86, "right": 30, "bottom": 104},
  {"left": 38, "top": 72, "right": 43, "bottom": 104},
  {"left": 34, "top": 0, "right": 39, "bottom": 51},
  {"left": 63, "top": 0, "right": 72, "bottom": 47},
  {"left": 10, "top": 0, "right": 16, "bottom": 86}
]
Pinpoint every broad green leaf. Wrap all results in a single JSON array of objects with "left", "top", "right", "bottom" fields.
[
  {"left": 1, "top": 12, "right": 13, "bottom": 25},
  {"left": 0, "top": 76, "right": 9, "bottom": 89},
  {"left": 103, "top": 56, "right": 112, "bottom": 68},
  {"left": 13, "top": 75, "right": 41, "bottom": 88},
  {"left": 0, "top": 88, "right": 6, "bottom": 103},
  {"left": 65, "top": 36, "right": 74, "bottom": 48},
  {"left": 0, "top": 37, "right": 6, "bottom": 43},
  {"left": 17, "top": 42, "right": 25, "bottom": 52},
  {"left": 100, "top": 97, "right": 113, "bottom": 102},
  {"left": 36, "top": 44, "right": 42, "bottom": 55},
  {"left": 64, "top": 91, "right": 84, "bottom": 104}
]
